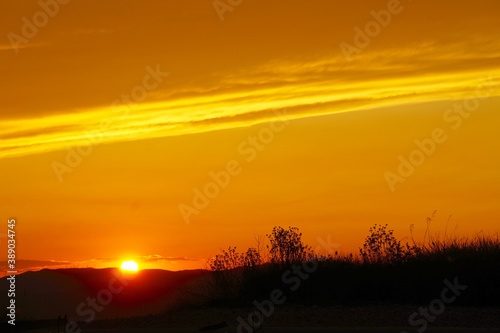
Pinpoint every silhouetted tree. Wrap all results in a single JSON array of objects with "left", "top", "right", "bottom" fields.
[
  {"left": 208, "top": 247, "right": 243, "bottom": 271},
  {"left": 243, "top": 247, "right": 261, "bottom": 268},
  {"left": 208, "top": 246, "right": 262, "bottom": 272},
  {"left": 359, "top": 224, "right": 417, "bottom": 264},
  {"left": 267, "top": 226, "right": 312, "bottom": 266}
]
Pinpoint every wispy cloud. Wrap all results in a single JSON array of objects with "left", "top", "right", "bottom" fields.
[
  {"left": 0, "top": 255, "right": 199, "bottom": 277},
  {"left": 137, "top": 254, "right": 198, "bottom": 263},
  {"left": 0, "top": 259, "right": 72, "bottom": 277},
  {"left": 0, "top": 42, "right": 48, "bottom": 52},
  {"left": 2, "top": 41, "right": 500, "bottom": 159}
]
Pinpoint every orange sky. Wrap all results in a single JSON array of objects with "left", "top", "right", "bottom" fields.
[{"left": 1, "top": 0, "right": 499, "bottom": 274}]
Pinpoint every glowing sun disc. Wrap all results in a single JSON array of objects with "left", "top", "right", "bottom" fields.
[{"left": 120, "top": 260, "right": 139, "bottom": 272}]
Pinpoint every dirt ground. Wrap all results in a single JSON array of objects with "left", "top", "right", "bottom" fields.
[
  {"left": 10, "top": 304, "right": 500, "bottom": 332},
  {"left": 82, "top": 305, "right": 500, "bottom": 330}
]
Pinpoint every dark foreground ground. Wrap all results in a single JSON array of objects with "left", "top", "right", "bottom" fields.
[
  {"left": 27, "top": 329, "right": 500, "bottom": 333},
  {"left": 88, "top": 305, "right": 500, "bottom": 329},
  {"left": 5, "top": 305, "right": 500, "bottom": 332}
]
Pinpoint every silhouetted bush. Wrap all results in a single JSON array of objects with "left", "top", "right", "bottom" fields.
[
  {"left": 359, "top": 224, "right": 418, "bottom": 264},
  {"left": 267, "top": 226, "right": 313, "bottom": 266},
  {"left": 201, "top": 224, "right": 500, "bottom": 307}
]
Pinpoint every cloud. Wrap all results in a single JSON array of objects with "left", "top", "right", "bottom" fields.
[
  {"left": 0, "top": 41, "right": 52, "bottom": 53},
  {"left": 137, "top": 254, "right": 198, "bottom": 263},
  {"left": 2, "top": 42, "right": 499, "bottom": 160},
  {"left": 0, "top": 259, "right": 72, "bottom": 277},
  {"left": 0, "top": 259, "right": 71, "bottom": 269},
  {"left": 78, "top": 255, "right": 198, "bottom": 265},
  {"left": 0, "top": 16, "right": 500, "bottom": 158},
  {"left": 0, "top": 255, "right": 200, "bottom": 277}
]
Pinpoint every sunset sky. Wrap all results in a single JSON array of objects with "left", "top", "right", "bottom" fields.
[{"left": 1, "top": 0, "right": 499, "bottom": 275}]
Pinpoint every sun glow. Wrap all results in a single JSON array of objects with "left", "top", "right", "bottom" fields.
[{"left": 120, "top": 260, "right": 139, "bottom": 272}]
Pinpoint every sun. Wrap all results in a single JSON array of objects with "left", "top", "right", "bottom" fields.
[{"left": 120, "top": 260, "right": 139, "bottom": 272}]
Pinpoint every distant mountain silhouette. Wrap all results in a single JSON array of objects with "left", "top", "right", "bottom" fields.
[{"left": 0, "top": 268, "right": 208, "bottom": 321}]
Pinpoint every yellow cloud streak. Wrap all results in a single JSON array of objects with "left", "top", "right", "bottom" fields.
[{"left": 2, "top": 48, "right": 500, "bottom": 159}]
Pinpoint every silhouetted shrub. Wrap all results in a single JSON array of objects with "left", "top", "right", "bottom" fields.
[
  {"left": 266, "top": 226, "right": 312, "bottom": 266},
  {"left": 208, "top": 247, "right": 242, "bottom": 272},
  {"left": 359, "top": 224, "right": 417, "bottom": 264},
  {"left": 243, "top": 247, "right": 262, "bottom": 268},
  {"left": 201, "top": 224, "right": 500, "bottom": 307}
]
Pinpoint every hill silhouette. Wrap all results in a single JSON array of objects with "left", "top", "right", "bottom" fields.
[
  {"left": 1, "top": 223, "right": 499, "bottom": 331},
  {"left": 0, "top": 267, "right": 207, "bottom": 323}
]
